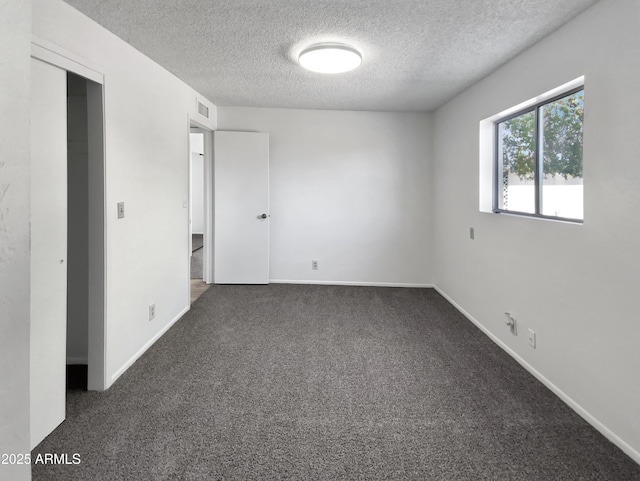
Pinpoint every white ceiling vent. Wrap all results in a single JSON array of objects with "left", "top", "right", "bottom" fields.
[{"left": 197, "top": 99, "right": 209, "bottom": 119}]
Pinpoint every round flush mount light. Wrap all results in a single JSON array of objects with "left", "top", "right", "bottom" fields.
[{"left": 298, "top": 43, "right": 362, "bottom": 74}]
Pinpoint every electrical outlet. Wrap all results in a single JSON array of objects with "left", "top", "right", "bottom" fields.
[
  {"left": 470, "top": 227, "right": 475, "bottom": 240},
  {"left": 149, "top": 304, "right": 155, "bottom": 321},
  {"left": 528, "top": 328, "right": 536, "bottom": 348},
  {"left": 312, "top": 259, "right": 318, "bottom": 270}
]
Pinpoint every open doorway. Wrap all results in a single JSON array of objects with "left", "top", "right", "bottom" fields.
[
  {"left": 66, "top": 72, "right": 89, "bottom": 390},
  {"left": 189, "top": 127, "right": 212, "bottom": 303},
  {"left": 30, "top": 56, "right": 106, "bottom": 448},
  {"left": 190, "top": 129, "right": 205, "bottom": 280},
  {"left": 65, "top": 71, "right": 106, "bottom": 393}
]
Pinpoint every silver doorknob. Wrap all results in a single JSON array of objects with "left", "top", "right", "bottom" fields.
[{"left": 260, "top": 213, "right": 267, "bottom": 219}]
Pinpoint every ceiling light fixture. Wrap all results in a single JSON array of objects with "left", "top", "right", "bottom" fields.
[{"left": 298, "top": 43, "right": 362, "bottom": 74}]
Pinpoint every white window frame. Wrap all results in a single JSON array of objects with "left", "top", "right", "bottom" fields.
[{"left": 479, "top": 76, "right": 585, "bottom": 223}]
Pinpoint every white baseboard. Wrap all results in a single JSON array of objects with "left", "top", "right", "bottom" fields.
[
  {"left": 269, "top": 279, "right": 433, "bottom": 288},
  {"left": 66, "top": 356, "right": 88, "bottom": 365},
  {"left": 109, "top": 304, "right": 190, "bottom": 385},
  {"left": 433, "top": 285, "right": 640, "bottom": 466}
]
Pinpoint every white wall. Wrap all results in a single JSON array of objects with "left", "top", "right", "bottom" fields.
[
  {"left": 190, "top": 133, "right": 205, "bottom": 234},
  {"left": 432, "top": 0, "right": 640, "bottom": 462},
  {"left": 218, "top": 107, "right": 433, "bottom": 287},
  {"left": 0, "top": 0, "right": 32, "bottom": 479},
  {"left": 32, "top": 0, "right": 217, "bottom": 386}
]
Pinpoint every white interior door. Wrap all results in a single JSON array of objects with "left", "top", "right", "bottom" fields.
[
  {"left": 30, "top": 58, "right": 67, "bottom": 448},
  {"left": 214, "top": 131, "right": 269, "bottom": 284}
]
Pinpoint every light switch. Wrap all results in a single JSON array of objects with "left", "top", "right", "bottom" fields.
[{"left": 117, "top": 202, "right": 125, "bottom": 219}]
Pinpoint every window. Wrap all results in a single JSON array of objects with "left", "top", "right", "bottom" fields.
[{"left": 495, "top": 87, "right": 584, "bottom": 222}]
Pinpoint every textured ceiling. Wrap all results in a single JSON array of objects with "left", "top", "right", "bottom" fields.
[{"left": 63, "top": 0, "right": 599, "bottom": 112}]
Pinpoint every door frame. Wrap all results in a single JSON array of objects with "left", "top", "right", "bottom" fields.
[
  {"left": 188, "top": 119, "right": 214, "bottom": 293},
  {"left": 31, "top": 35, "right": 108, "bottom": 392}
]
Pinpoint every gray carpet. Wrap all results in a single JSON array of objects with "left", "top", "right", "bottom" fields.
[{"left": 33, "top": 285, "right": 640, "bottom": 480}]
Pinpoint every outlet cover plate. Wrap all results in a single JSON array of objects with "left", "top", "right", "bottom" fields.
[{"left": 528, "top": 328, "right": 536, "bottom": 348}]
